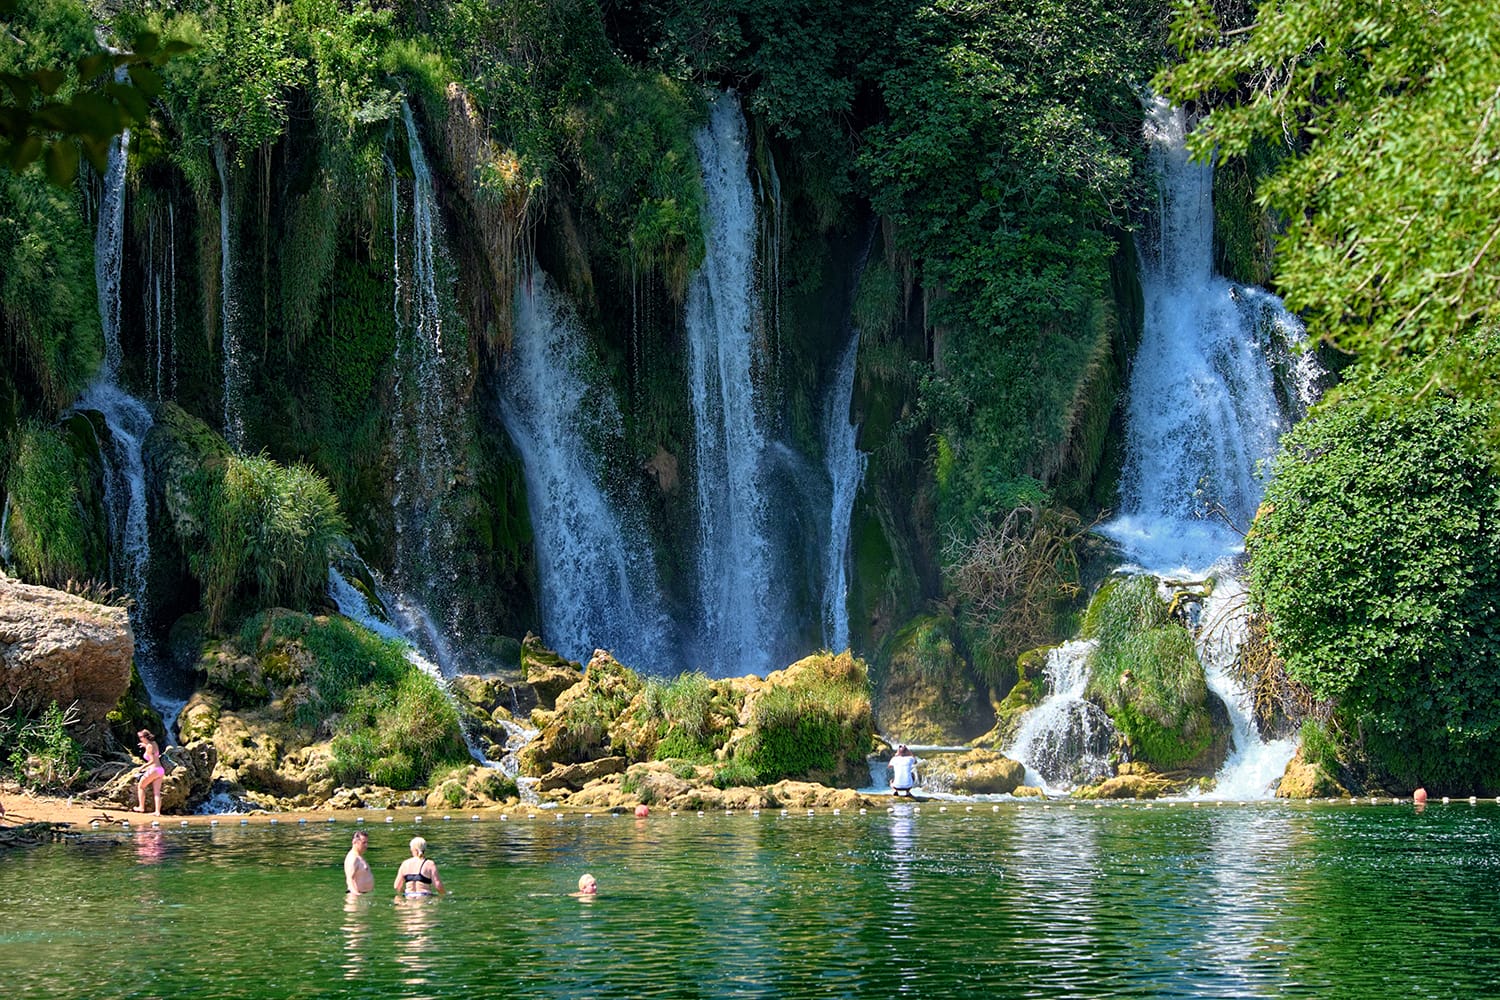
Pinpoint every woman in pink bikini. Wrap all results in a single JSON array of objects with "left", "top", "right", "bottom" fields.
[{"left": 135, "top": 729, "right": 165, "bottom": 816}]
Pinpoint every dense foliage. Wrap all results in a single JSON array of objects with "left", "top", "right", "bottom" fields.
[
  {"left": 1159, "top": 0, "right": 1500, "bottom": 377},
  {"left": 2, "top": 422, "right": 98, "bottom": 585},
  {"left": 1249, "top": 350, "right": 1500, "bottom": 790}
]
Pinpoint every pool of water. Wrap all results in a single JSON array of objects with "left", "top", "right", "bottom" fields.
[{"left": 4, "top": 802, "right": 1498, "bottom": 998}]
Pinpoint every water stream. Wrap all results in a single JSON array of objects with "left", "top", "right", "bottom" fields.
[
  {"left": 684, "top": 92, "right": 782, "bottom": 675},
  {"left": 499, "top": 271, "right": 673, "bottom": 671},
  {"left": 214, "top": 139, "right": 246, "bottom": 453},
  {"left": 388, "top": 101, "right": 466, "bottom": 649},
  {"left": 76, "top": 125, "right": 183, "bottom": 726},
  {"left": 1011, "top": 100, "right": 1312, "bottom": 796},
  {"left": 820, "top": 332, "right": 866, "bottom": 653}
]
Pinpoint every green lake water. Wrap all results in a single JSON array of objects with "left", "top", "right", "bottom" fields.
[{"left": 3, "top": 801, "right": 1498, "bottom": 998}]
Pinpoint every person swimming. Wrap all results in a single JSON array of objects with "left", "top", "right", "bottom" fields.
[
  {"left": 134, "top": 729, "right": 165, "bottom": 816},
  {"left": 393, "top": 836, "right": 444, "bottom": 896}
]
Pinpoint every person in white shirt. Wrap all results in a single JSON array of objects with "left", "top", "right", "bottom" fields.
[{"left": 889, "top": 744, "right": 919, "bottom": 797}]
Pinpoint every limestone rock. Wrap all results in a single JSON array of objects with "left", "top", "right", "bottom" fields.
[
  {"left": 1276, "top": 749, "right": 1348, "bottom": 798},
  {"left": 94, "top": 738, "right": 218, "bottom": 813},
  {"left": 0, "top": 577, "right": 133, "bottom": 745},
  {"left": 521, "top": 634, "right": 582, "bottom": 709},
  {"left": 537, "top": 756, "right": 628, "bottom": 792},
  {"left": 1073, "top": 772, "right": 1173, "bottom": 800},
  {"left": 761, "top": 781, "right": 862, "bottom": 810},
  {"left": 925, "top": 749, "right": 1026, "bottom": 795}
]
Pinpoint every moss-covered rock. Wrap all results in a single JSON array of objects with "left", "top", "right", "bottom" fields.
[
  {"left": 520, "top": 649, "right": 637, "bottom": 775},
  {"left": 729, "top": 650, "right": 875, "bottom": 787},
  {"left": 874, "top": 613, "right": 993, "bottom": 745},
  {"left": 1084, "top": 577, "right": 1230, "bottom": 774},
  {"left": 926, "top": 749, "right": 1026, "bottom": 795},
  {"left": 973, "top": 644, "right": 1054, "bottom": 748},
  {"left": 521, "top": 633, "right": 583, "bottom": 709}
]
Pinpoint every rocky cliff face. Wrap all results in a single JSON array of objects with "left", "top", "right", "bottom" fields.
[{"left": 0, "top": 576, "right": 133, "bottom": 745}]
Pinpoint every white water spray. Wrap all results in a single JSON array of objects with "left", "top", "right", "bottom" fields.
[
  {"left": 1193, "top": 579, "right": 1296, "bottom": 799},
  {"left": 499, "top": 271, "right": 674, "bottom": 670},
  {"left": 214, "top": 140, "right": 246, "bottom": 453},
  {"left": 1104, "top": 99, "right": 1308, "bottom": 576},
  {"left": 684, "top": 92, "right": 782, "bottom": 674},
  {"left": 820, "top": 333, "right": 866, "bottom": 652},
  {"left": 1008, "top": 640, "right": 1115, "bottom": 791}
]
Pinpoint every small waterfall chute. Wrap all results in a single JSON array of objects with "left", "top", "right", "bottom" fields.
[
  {"left": 1007, "top": 640, "right": 1116, "bottom": 791},
  {"left": 820, "top": 332, "right": 866, "bottom": 652}
]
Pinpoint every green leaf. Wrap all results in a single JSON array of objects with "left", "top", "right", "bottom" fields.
[{"left": 44, "top": 141, "right": 79, "bottom": 186}]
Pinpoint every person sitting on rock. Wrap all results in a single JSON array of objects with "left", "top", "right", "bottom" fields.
[
  {"left": 134, "top": 729, "right": 165, "bottom": 816},
  {"left": 889, "top": 745, "right": 919, "bottom": 797},
  {"left": 394, "top": 836, "right": 444, "bottom": 896}
]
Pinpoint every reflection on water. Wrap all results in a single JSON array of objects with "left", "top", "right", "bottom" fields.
[{"left": 6, "top": 804, "right": 1500, "bottom": 998}]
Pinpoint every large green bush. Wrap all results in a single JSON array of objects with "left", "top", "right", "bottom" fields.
[
  {"left": 187, "top": 450, "right": 347, "bottom": 628},
  {"left": 1249, "top": 354, "right": 1500, "bottom": 790}
]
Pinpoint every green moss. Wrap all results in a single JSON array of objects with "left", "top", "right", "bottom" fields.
[
  {"left": 330, "top": 664, "right": 469, "bottom": 790},
  {"left": 1084, "top": 578, "right": 1216, "bottom": 771},
  {"left": 3, "top": 422, "right": 100, "bottom": 586},
  {"left": 735, "top": 657, "right": 874, "bottom": 785}
]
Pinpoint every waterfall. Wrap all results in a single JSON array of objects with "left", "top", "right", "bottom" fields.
[
  {"left": 1193, "top": 579, "right": 1296, "bottom": 799},
  {"left": 388, "top": 100, "right": 465, "bottom": 648},
  {"left": 684, "top": 91, "right": 782, "bottom": 674},
  {"left": 95, "top": 125, "right": 128, "bottom": 380},
  {"left": 76, "top": 127, "right": 181, "bottom": 725},
  {"left": 215, "top": 140, "right": 246, "bottom": 453},
  {"left": 143, "top": 202, "right": 177, "bottom": 401},
  {"left": 499, "top": 271, "right": 674, "bottom": 670},
  {"left": 820, "top": 332, "right": 866, "bottom": 652},
  {"left": 1103, "top": 98, "right": 1309, "bottom": 576},
  {"left": 1007, "top": 640, "right": 1116, "bottom": 791},
  {"left": 1087, "top": 98, "right": 1306, "bottom": 796}
]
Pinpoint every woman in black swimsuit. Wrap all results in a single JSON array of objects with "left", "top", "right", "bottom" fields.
[{"left": 394, "top": 836, "right": 444, "bottom": 896}]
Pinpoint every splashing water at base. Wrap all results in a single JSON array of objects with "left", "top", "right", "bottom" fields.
[{"left": 1008, "top": 640, "right": 1115, "bottom": 792}]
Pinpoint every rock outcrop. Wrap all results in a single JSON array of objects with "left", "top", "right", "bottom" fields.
[
  {"left": 94, "top": 738, "right": 218, "bottom": 813},
  {"left": 1276, "top": 749, "right": 1348, "bottom": 798},
  {"left": 874, "top": 614, "right": 995, "bottom": 745},
  {"left": 923, "top": 749, "right": 1026, "bottom": 795},
  {"left": 0, "top": 576, "right": 133, "bottom": 745}
]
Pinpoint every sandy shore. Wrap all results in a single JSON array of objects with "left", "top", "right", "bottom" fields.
[{"left": 0, "top": 790, "right": 521, "bottom": 830}]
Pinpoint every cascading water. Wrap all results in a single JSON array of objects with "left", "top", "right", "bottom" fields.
[
  {"left": 1104, "top": 98, "right": 1308, "bottom": 574},
  {"left": 1007, "top": 640, "right": 1116, "bottom": 791},
  {"left": 1193, "top": 579, "right": 1296, "bottom": 799},
  {"left": 143, "top": 202, "right": 177, "bottom": 401},
  {"left": 76, "top": 126, "right": 182, "bottom": 724},
  {"left": 499, "top": 271, "right": 674, "bottom": 670},
  {"left": 1008, "top": 101, "right": 1313, "bottom": 796},
  {"left": 820, "top": 332, "right": 866, "bottom": 652},
  {"left": 387, "top": 100, "right": 465, "bottom": 652},
  {"left": 684, "top": 91, "right": 782, "bottom": 675},
  {"left": 215, "top": 140, "right": 246, "bottom": 453}
]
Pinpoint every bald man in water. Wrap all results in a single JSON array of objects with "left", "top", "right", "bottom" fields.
[{"left": 345, "top": 830, "right": 374, "bottom": 894}]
